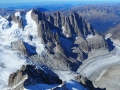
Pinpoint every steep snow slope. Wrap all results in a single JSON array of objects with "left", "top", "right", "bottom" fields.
[{"left": 24, "top": 10, "right": 45, "bottom": 55}]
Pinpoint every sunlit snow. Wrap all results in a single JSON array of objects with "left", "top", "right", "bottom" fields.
[
  {"left": 0, "top": 10, "right": 45, "bottom": 89},
  {"left": 15, "top": 12, "right": 21, "bottom": 18}
]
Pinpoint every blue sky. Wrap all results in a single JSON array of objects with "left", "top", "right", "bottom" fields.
[{"left": 1, "top": 0, "right": 120, "bottom": 3}]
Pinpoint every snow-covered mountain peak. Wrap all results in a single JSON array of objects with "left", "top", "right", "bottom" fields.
[{"left": 25, "top": 10, "right": 37, "bottom": 36}]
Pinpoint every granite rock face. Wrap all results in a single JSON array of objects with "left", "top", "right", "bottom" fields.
[
  {"left": 8, "top": 67, "right": 27, "bottom": 90},
  {"left": 24, "top": 65, "right": 62, "bottom": 86},
  {"left": 65, "top": 4, "right": 120, "bottom": 33},
  {"left": 11, "top": 40, "right": 27, "bottom": 55},
  {"left": 8, "top": 13, "right": 24, "bottom": 29},
  {"left": 8, "top": 65, "right": 62, "bottom": 90},
  {"left": 9, "top": 9, "right": 110, "bottom": 71},
  {"left": 30, "top": 9, "right": 109, "bottom": 61},
  {"left": 11, "top": 40, "right": 37, "bottom": 56}
]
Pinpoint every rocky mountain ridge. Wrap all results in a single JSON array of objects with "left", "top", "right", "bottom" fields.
[
  {"left": 52, "top": 4, "right": 120, "bottom": 33},
  {"left": 9, "top": 9, "right": 110, "bottom": 71},
  {"left": 0, "top": 9, "right": 112, "bottom": 90}
]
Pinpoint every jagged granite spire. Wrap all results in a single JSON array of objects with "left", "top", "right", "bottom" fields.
[{"left": 11, "top": 9, "right": 110, "bottom": 70}]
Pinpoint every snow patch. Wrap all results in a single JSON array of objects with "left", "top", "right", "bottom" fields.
[
  {"left": 62, "top": 26, "right": 69, "bottom": 37},
  {"left": 15, "top": 12, "right": 21, "bottom": 18},
  {"left": 86, "top": 34, "right": 95, "bottom": 39},
  {"left": 105, "top": 33, "right": 112, "bottom": 39},
  {"left": 62, "top": 26, "right": 65, "bottom": 33}
]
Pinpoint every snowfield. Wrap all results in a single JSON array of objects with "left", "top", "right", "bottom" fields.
[
  {"left": 0, "top": 46, "right": 28, "bottom": 89},
  {"left": 0, "top": 10, "right": 45, "bottom": 89}
]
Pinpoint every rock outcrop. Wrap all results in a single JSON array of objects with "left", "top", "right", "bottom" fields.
[
  {"left": 8, "top": 66, "right": 27, "bottom": 90},
  {"left": 8, "top": 65, "right": 62, "bottom": 90},
  {"left": 75, "top": 75, "right": 94, "bottom": 90},
  {"left": 65, "top": 4, "right": 120, "bottom": 33},
  {"left": 24, "top": 65, "right": 62, "bottom": 86},
  {"left": 106, "top": 23, "right": 120, "bottom": 46},
  {"left": 11, "top": 40, "right": 27, "bottom": 55},
  {"left": 11, "top": 40, "right": 37, "bottom": 56}
]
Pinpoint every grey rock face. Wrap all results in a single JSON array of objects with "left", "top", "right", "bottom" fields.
[
  {"left": 106, "top": 23, "right": 120, "bottom": 46},
  {"left": 47, "top": 12, "right": 95, "bottom": 38},
  {"left": 8, "top": 68, "right": 27, "bottom": 90},
  {"left": 11, "top": 40, "right": 27, "bottom": 55},
  {"left": 24, "top": 65, "right": 62, "bottom": 86},
  {"left": 29, "top": 54, "right": 71, "bottom": 71},
  {"left": 9, "top": 13, "right": 24, "bottom": 29},
  {"left": 31, "top": 9, "right": 45, "bottom": 24},
  {"left": 106, "top": 23, "right": 120, "bottom": 40},
  {"left": 11, "top": 40, "right": 37, "bottom": 56},
  {"left": 8, "top": 65, "right": 62, "bottom": 90},
  {"left": 75, "top": 75, "right": 105, "bottom": 90},
  {"left": 11, "top": 9, "right": 110, "bottom": 71},
  {"left": 64, "top": 4, "right": 120, "bottom": 33},
  {"left": 52, "top": 11, "right": 62, "bottom": 28}
]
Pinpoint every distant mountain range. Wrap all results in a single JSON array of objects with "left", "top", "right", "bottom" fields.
[
  {"left": 0, "top": 4, "right": 73, "bottom": 16},
  {"left": 57, "top": 4, "right": 120, "bottom": 33},
  {"left": 4, "top": 3, "right": 120, "bottom": 34}
]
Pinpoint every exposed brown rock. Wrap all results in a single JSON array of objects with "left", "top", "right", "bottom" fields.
[
  {"left": 8, "top": 69, "right": 27, "bottom": 90},
  {"left": 11, "top": 40, "right": 27, "bottom": 55}
]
